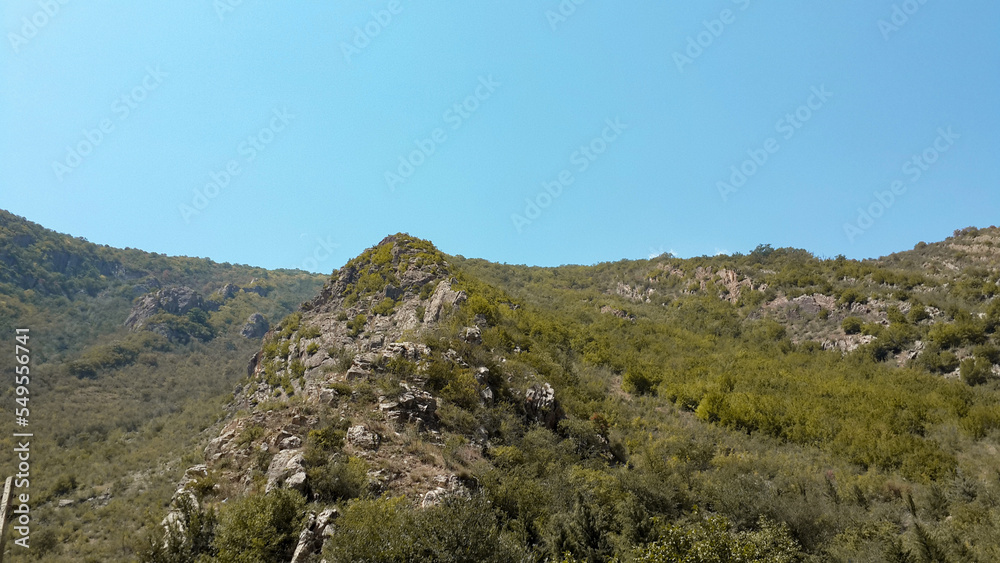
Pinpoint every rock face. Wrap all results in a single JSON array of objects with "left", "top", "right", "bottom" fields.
[
  {"left": 346, "top": 425, "right": 381, "bottom": 450},
  {"left": 240, "top": 313, "right": 270, "bottom": 339},
  {"left": 379, "top": 383, "right": 438, "bottom": 427},
  {"left": 265, "top": 449, "right": 306, "bottom": 493},
  {"left": 525, "top": 383, "right": 564, "bottom": 430},
  {"left": 125, "top": 287, "right": 204, "bottom": 330},
  {"left": 219, "top": 283, "right": 240, "bottom": 301},
  {"left": 424, "top": 279, "right": 467, "bottom": 322},
  {"left": 290, "top": 508, "right": 339, "bottom": 563}
]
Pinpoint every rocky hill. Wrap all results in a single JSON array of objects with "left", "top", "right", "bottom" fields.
[
  {"left": 4, "top": 211, "right": 1000, "bottom": 562},
  {"left": 143, "top": 228, "right": 1000, "bottom": 563}
]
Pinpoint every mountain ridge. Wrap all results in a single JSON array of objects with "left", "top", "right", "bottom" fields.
[{"left": 2, "top": 210, "right": 1000, "bottom": 562}]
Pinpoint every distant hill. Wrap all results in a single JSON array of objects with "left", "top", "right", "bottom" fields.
[{"left": 0, "top": 209, "right": 325, "bottom": 561}]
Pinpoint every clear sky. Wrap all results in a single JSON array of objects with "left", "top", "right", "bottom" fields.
[{"left": 2, "top": 1, "right": 998, "bottom": 272}]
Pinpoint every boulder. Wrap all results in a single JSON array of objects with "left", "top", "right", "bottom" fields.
[
  {"left": 460, "top": 326, "right": 482, "bottom": 345},
  {"left": 525, "top": 383, "right": 564, "bottom": 430},
  {"left": 383, "top": 341, "right": 431, "bottom": 361},
  {"left": 265, "top": 449, "right": 305, "bottom": 493},
  {"left": 240, "top": 313, "right": 270, "bottom": 339},
  {"left": 380, "top": 383, "right": 437, "bottom": 427},
  {"left": 219, "top": 283, "right": 240, "bottom": 300},
  {"left": 346, "top": 425, "right": 380, "bottom": 450}
]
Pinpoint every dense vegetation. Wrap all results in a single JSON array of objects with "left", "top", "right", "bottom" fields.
[
  {"left": 4, "top": 212, "right": 1000, "bottom": 562},
  {"left": 0, "top": 210, "right": 325, "bottom": 561}
]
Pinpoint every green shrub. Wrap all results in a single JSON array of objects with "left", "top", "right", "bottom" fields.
[
  {"left": 839, "top": 289, "right": 866, "bottom": 306},
  {"left": 633, "top": 515, "right": 802, "bottom": 563},
  {"left": 908, "top": 305, "right": 931, "bottom": 323},
  {"left": 299, "top": 325, "right": 321, "bottom": 339},
  {"left": 308, "top": 455, "right": 369, "bottom": 503},
  {"left": 323, "top": 496, "right": 527, "bottom": 563},
  {"left": 306, "top": 342, "right": 319, "bottom": 355},
  {"left": 915, "top": 345, "right": 960, "bottom": 374},
  {"left": 372, "top": 297, "right": 396, "bottom": 316},
  {"left": 887, "top": 306, "right": 907, "bottom": 325},
  {"left": 961, "top": 357, "right": 993, "bottom": 386},
  {"left": 214, "top": 489, "right": 305, "bottom": 563},
  {"left": 842, "top": 317, "right": 864, "bottom": 335},
  {"left": 346, "top": 314, "right": 367, "bottom": 337}
]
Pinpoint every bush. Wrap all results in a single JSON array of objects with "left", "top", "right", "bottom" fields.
[
  {"left": 839, "top": 289, "right": 866, "bottom": 306},
  {"left": 887, "top": 306, "right": 907, "bottom": 325},
  {"left": 214, "top": 489, "right": 305, "bottom": 563},
  {"left": 372, "top": 298, "right": 396, "bottom": 316},
  {"left": 633, "top": 515, "right": 802, "bottom": 563},
  {"left": 346, "top": 314, "right": 367, "bottom": 337},
  {"left": 842, "top": 317, "right": 864, "bottom": 335},
  {"left": 961, "top": 357, "right": 994, "bottom": 386},
  {"left": 308, "top": 455, "right": 369, "bottom": 503},
  {"left": 323, "top": 495, "right": 528, "bottom": 563},
  {"left": 908, "top": 305, "right": 931, "bottom": 323},
  {"left": 139, "top": 493, "right": 218, "bottom": 563},
  {"left": 915, "top": 345, "right": 960, "bottom": 374}
]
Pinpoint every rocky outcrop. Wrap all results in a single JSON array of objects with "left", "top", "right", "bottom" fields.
[
  {"left": 614, "top": 282, "right": 653, "bottom": 303},
  {"left": 265, "top": 449, "right": 306, "bottom": 493},
  {"left": 420, "top": 474, "right": 469, "bottom": 508},
  {"left": 460, "top": 326, "right": 482, "bottom": 344},
  {"left": 600, "top": 306, "right": 635, "bottom": 321},
  {"left": 424, "top": 279, "right": 467, "bottom": 322},
  {"left": 717, "top": 269, "right": 753, "bottom": 303},
  {"left": 525, "top": 383, "right": 564, "bottom": 430},
  {"left": 379, "top": 383, "right": 437, "bottom": 427},
  {"left": 240, "top": 313, "right": 270, "bottom": 339},
  {"left": 290, "top": 508, "right": 339, "bottom": 563},
  {"left": 346, "top": 425, "right": 381, "bottom": 450},
  {"left": 125, "top": 287, "right": 204, "bottom": 329}
]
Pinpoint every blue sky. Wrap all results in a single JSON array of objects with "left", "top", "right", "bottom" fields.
[{"left": 2, "top": 1, "right": 998, "bottom": 272}]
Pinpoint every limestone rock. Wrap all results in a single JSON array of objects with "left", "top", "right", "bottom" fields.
[
  {"left": 125, "top": 286, "right": 204, "bottom": 330},
  {"left": 290, "top": 508, "right": 339, "bottom": 563},
  {"left": 461, "top": 326, "right": 482, "bottom": 345},
  {"left": 240, "top": 313, "right": 270, "bottom": 339},
  {"left": 379, "top": 383, "right": 437, "bottom": 427},
  {"left": 424, "top": 279, "right": 467, "bottom": 323},
  {"left": 346, "top": 425, "right": 380, "bottom": 450},
  {"left": 382, "top": 341, "right": 430, "bottom": 361},
  {"left": 525, "top": 383, "right": 564, "bottom": 430},
  {"left": 265, "top": 449, "right": 305, "bottom": 492}
]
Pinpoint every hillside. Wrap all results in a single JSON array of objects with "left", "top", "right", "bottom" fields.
[
  {"left": 0, "top": 210, "right": 326, "bottom": 561},
  {"left": 2, "top": 214, "right": 999, "bottom": 562},
  {"left": 135, "top": 228, "right": 1000, "bottom": 563}
]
